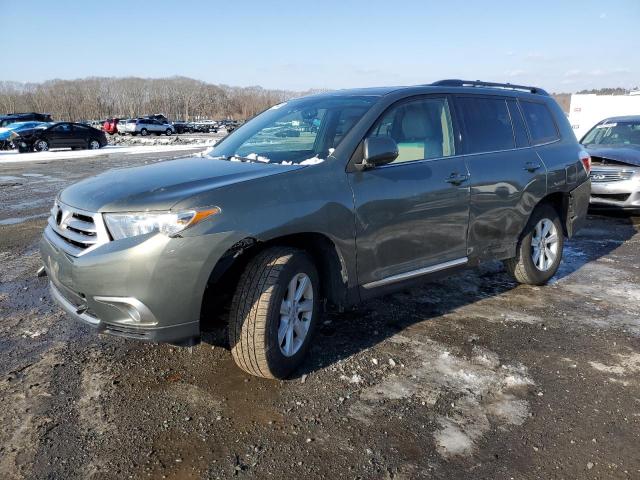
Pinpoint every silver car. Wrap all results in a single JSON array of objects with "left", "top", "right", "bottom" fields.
[
  {"left": 581, "top": 115, "right": 640, "bottom": 209},
  {"left": 122, "top": 118, "right": 175, "bottom": 136}
]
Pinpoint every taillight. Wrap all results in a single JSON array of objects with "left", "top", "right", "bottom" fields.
[{"left": 579, "top": 150, "right": 591, "bottom": 174}]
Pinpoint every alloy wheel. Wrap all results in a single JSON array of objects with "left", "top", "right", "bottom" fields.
[
  {"left": 278, "top": 273, "right": 313, "bottom": 357},
  {"left": 531, "top": 218, "right": 559, "bottom": 271}
]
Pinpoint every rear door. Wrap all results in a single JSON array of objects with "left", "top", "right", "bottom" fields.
[
  {"left": 453, "top": 95, "right": 547, "bottom": 259},
  {"left": 348, "top": 95, "right": 470, "bottom": 290},
  {"left": 149, "top": 119, "right": 161, "bottom": 133},
  {"left": 72, "top": 124, "right": 92, "bottom": 147}
]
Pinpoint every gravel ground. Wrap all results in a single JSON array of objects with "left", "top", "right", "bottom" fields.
[{"left": 0, "top": 149, "right": 639, "bottom": 479}]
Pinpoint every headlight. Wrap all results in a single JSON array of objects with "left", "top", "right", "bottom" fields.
[{"left": 104, "top": 208, "right": 220, "bottom": 240}]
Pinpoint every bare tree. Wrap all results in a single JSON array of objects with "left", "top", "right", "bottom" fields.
[{"left": 0, "top": 77, "right": 317, "bottom": 122}]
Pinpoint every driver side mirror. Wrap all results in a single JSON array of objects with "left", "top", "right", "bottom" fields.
[{"left": 360, "top": 136, "right": 399, "bottom": 169}]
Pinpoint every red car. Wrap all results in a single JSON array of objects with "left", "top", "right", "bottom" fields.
[{"left": 102, "top": 118, "right": 119, "bottom": 135}]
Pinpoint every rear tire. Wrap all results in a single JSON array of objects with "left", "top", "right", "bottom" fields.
[
  {"left": 504, "top": 204, "right": 564, "bottom": 285},
  {"left": 229, "top": 247, "right": 320, "bottom": 379}
]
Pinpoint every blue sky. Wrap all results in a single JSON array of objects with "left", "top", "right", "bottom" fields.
[{"left": 1, "top": 0, "right": 638, "bottom": 92}]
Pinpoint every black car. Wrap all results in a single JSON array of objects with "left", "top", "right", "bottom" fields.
[
  {"left": 15, "top": 122, "right": 107, "bottom": 153},
  {"left": 144, "top": 114, "right": 170, "bottom": 124},
  {"left": 0, "top": 112, "right": 53, "bottom": 127},
  {"left": 172, "top": 121, "right": 194, "bottom": 134}
]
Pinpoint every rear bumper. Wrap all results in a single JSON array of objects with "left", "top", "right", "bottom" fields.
[{"left": 565, "top": 180, "right": 591, "bottom": 237}]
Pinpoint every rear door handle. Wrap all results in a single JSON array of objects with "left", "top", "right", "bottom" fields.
[
  {"left": 524, "top": 162, "right": 542, "bottom": 172},
  {"left": 446, "top": 172, "right": 470, "bottom": 185}
]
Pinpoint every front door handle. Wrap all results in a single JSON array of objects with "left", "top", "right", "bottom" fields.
[
  {"left": 524, "top": 162, "right": 542, "bottom": 172},
  {"left": 446, "top": 172, "right": 470, "bottom": 185}
]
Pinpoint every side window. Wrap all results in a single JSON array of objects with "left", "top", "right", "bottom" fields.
[
  {"left": 368, "top": 97, "right": 455, "bottom": 164},
  {"left": 52, "top": 124, "right": 71, "bottom": 132},
  {"left": 506, "top": 99, "right": 530, "bottom": 148},
  {"left": 519, "top": 100, "right": 559, "bottom": 145},
  {"left": 455, "top": 96, "right": 515, "bottom": 153}
]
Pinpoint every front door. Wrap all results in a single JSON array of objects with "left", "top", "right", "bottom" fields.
[
  {"left": 347, "top": 96, "right": 470, "bottom": 290},
  {"left": 48, "top": 123, "right": 74, "bottom": 148}
]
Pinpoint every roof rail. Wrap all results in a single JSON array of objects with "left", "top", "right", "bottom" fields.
[{"left": 431, "top": 79, "right": 549, "bottom": 96}]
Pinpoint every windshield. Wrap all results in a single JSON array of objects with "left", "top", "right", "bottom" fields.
[
  {"left": 207, "top": 95, "right": 378, "bottom": 165},
  {"left": 581, "top": 120, "right": 640, "bottom": 146},
  {"left": 0, "top": 118, "right": 21, "bottom": 127}
]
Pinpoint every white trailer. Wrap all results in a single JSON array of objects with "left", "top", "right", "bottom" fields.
[{"left": 569, "top": 92, "right": 640, "bottom": 141}]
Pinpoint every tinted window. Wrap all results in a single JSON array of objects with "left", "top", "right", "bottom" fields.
[
  {"left": 519, "top": 101, "right": 559, "bottom": 145},
  {"left": 368, "top": 97, "right": 455, "bottom": 164},
  {"left": 456, "top": 97, "right": 514, "bottom": 153},
  {"left": 52, "top": 124, "right": 72, "bottom": 132},
  {"left": 506, "top": 99, "right": 529, "bottom": 148}
]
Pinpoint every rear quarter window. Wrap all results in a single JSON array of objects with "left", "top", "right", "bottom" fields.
[
  {"left": 519, "top": 100, "right": 559, "bottom": 145},
  {"left": 455, "top": 96, "right": 515, "bottom": 154}
]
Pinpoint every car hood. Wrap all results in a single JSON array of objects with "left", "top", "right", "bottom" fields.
[
  {"left": 59, "top": 156, "right": 304, "bottom": 212},
  {"left": 585, "top": 145, "right": 640, "bottom": 167}
]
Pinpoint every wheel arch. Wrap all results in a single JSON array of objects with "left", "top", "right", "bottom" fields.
[
  {"left": 534, "top": 191, "right": 572, "bottom": 237},
  {"left": 200, "top": 232, "right": 352, "bottom": 331}
]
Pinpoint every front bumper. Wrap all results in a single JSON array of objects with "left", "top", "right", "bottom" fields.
[
  {"left": 48, "top": 281, "right": 198, "bottom": 342},
  {"left": 590, "top": 175, "right": 640, "bottom": 209},
  {"left": 40, "top": 226, "right": 240, "bottom": 344}
]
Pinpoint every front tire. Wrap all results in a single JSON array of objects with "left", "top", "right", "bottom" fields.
[
  {"left": 88, "top": 139, "right": 100, "bottom": 150},
  {"left": 504, "top": 204, "right": 564, "bottom": 285},
  {"left": 34, "top": 139, "right": 49, "bottom": 152},
  {"left": 229, "top": 247, "right": 320, "bottom": 379},
  {"left": 165, "top": 128, "right": 173, "bottom": 136},
  {"left": 140, "top": 128, "right": 148, "bottom": 136}
]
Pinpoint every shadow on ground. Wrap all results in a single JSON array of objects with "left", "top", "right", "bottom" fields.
[{"left": 203, "top": 211, "right": 638, "bottom": 379}]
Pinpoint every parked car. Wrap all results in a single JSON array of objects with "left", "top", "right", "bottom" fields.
[
  {"left": 16, "top": 122, "right": 107, "bottom": 152},
  {"left": 40, "top": 80, "right": 590, "bottom": 379},
  {"left": 121, "top": 118, "right": 175, "bottom": 136},
  {"left": 0, "top": 121, "right": 51, "bottom": 150},
  {"left": 145, "top": 114, "right": 171, "bottom": 124},
  {"left": 0, "top": 112, "right": 53, "bottom": 128},
  {"left": 580, "top": 115, "right": 640, "bottom": 209},
  {"left": 190, "top": 121, "right": 218, "bottom": 133},
  {"left": 103, "top": 118, "right": 120, "bottom": 135},
  {"left": 173, "top": 121, "right": 194, "bottom": 134}
]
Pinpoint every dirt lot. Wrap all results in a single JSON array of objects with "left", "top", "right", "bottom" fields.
[{"left": 0, "top": 148, "right": 639, "bottom": 479}]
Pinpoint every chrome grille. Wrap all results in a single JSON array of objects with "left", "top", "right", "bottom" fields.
[
  {"left": 45, "top": 201, "right": 110, "bottom": 256},
  {"left": 590, "top": 169, "right": 634, "bottom": 183}
]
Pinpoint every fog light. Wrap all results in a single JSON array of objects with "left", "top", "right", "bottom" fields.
[{"left": 93, "top": 296, "right": 157, "bottom": 327}]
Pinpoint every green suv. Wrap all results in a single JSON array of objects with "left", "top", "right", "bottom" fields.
[{"left": 40, "top": 80, "right": 591, "bottom": 378}]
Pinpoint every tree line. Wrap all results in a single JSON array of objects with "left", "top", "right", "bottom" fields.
[{"left": 0, "top": 77, "right": 317, "bottom": 122}]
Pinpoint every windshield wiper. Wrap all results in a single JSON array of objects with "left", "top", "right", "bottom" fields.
[
  {"left": 227, "top": 154, "right": 260, "bottom": 163},
  {"left": 225, "top": 154, "right": 272, "bottom": 163}
]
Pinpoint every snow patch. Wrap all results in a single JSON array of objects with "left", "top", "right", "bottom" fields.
[
  {"left": 350, "top": 334, "right": 535, "bottom": 459},
  {"left": 589, "top": 352, "right": 640, "bottom": 376}
]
